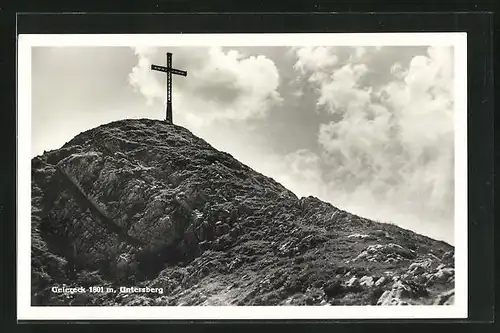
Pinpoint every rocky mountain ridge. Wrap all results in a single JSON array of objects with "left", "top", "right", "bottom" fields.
[{"left": 31, "top": 118, "right": 455, "bottom": 306}]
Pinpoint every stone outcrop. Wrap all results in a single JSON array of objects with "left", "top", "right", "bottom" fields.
[{"left": 31, "top": 118, "right": 455, "bottom": 306}]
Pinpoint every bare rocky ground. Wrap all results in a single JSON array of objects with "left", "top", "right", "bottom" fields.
[{"left": 31, "top": 119, "right": 455, "bottom": 306}]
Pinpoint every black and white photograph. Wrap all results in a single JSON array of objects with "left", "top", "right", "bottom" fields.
[{"left": 17, "top": 33, "right": 467, "bottom": 320}]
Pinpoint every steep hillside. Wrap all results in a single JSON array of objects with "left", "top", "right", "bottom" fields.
[{"left": 31, "top": 118, "right": 455, "bottom": 306}]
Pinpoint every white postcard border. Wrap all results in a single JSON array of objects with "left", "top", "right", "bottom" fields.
[{"left": 17, "top": 32, "right": 468, "bottom": 320}]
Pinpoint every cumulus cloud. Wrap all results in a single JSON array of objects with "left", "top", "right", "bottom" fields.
[
  {"left": 294, "top": 47, "right": 338, "bottom": 73},
  {"left": 129, "top": 48, "right": 165, "bottom": 105},
  {"left": 316, "top": 63, "right": 371, "bottom": 115},
  {"left": 390, "top": 62, "right": 406, "bottom": 80},
  {"left": 293, "top": 47, "right": 339, "bottom": 83},
  {"left": 351, "top": 46, "right": 384, "bottom": 61},
  {"left": 128, "top": 47, "right": 282, "bottom": 126},
  {"left": 354, "top": 46, "right": 367, "bottom": 59},
  {"left": 290, "top": 46, "right": 455, "bottom": 243}
]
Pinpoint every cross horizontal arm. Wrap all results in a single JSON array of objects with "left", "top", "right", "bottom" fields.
[
  {"left": 151, "top": 64, "right": 187, "bottom": 76},
  {"left": 170, "top": 68, "right": 187, "bottom": 76},
  {"left": 151, "top": 64, "right": 167, "bottom": 72}
]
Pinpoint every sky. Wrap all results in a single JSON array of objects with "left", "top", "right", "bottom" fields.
[{"left": 30, "top": 44, "right": 456, "bottom": 244}]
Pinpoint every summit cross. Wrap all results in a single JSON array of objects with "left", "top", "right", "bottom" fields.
[{"left": 151, "top": 52, "right": 187, "bottom": 123}]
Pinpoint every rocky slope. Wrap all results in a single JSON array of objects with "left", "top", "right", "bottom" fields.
[{"left": 31, "top": 118, "right": 455, "bottom": 306}]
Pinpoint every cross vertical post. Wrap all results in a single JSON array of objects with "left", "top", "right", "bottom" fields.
[
  {"left": 166, "top": 52, "right": 173, "bottom": 123},
  {"left": 151, "top": 52, "right": 188, "bottom": 123}
]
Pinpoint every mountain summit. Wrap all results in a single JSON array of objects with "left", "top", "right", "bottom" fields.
[{"left": 31, "top": 118, "right": 455, "bottom": 306}]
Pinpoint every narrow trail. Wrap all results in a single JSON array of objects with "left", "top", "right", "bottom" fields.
[{"left": 55, "top": 163, "right": 146, "bottom": 247}]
